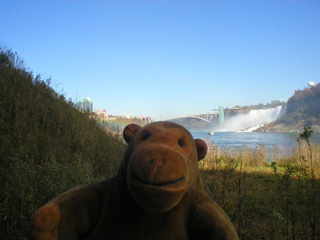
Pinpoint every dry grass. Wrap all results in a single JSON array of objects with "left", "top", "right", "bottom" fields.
[{"left": 200, "top": 140, "right": 320, "bottom": 240}]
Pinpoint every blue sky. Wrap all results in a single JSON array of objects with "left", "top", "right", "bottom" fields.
[{"left": 1, "top": 1, "right": 319, "bottom": 117}]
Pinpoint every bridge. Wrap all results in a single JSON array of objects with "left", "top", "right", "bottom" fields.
[
  {"left": 141, "top": 113, "right": 218, "bottom": 123},
  {"left": 140, "top": 106, "right": 238, "bottom": 125}
]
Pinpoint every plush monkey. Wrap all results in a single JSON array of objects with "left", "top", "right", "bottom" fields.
[{"left": 31, "top": 121, "right": 239, "bottom": 240}]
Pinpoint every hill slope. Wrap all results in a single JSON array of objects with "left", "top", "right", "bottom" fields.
[
  {"left": 257, "top": 84, "right": 320, "bottom": 132},
  {"left": 0, "top": 48, "right": 125, "bottom": 239}
]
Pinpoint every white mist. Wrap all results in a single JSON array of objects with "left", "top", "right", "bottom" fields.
[{"left": 216, "top": 105, "right": 286, "bottom": 132}]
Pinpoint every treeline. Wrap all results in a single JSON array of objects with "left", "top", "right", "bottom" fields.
[
  {"left": 0, "top": 47, "right": 125, "bottom": 239},
  {"left": 231, "top": 101, "right": 286, "bottom": 112}
]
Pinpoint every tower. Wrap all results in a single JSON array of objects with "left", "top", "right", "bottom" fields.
[{"left": 219, "top": 106, "right": 224, "bottom": 126}]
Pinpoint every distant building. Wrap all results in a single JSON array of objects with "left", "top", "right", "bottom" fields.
[
  {"left": 126, "top": 109, "right": 131, "bottom": 119},
  {"left": 271, "top": 99, "right": 287, "bottom": 104},
  {"left": 95, "top": 109, "right": 108, "bottom": 120},
  {"left": 77, "top": 97, "right": 93, "bottom": 113}
]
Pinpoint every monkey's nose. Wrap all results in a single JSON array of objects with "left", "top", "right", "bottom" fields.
[{"left": 149, "top": 158, "right": 166, "bottom": 178}]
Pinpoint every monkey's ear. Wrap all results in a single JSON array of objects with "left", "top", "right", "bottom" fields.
[
  {"left": 194, "top": 139, "right": 207, "bottom": 161},
  {"left": 123, "top": 124, "right": 142, "bottom": 144}
]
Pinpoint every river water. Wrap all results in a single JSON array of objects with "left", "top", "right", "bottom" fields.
[{"left": 190, "top": 130, "right": 320, "bottom": 149}]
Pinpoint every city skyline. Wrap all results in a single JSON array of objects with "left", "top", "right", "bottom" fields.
[{"left": 1, "top": 1, "right": 319, "bottom": 117}]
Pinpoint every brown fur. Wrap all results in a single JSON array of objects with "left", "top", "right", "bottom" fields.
[{"left": 31, "top": 121, "right": 238, "bottom": 240}]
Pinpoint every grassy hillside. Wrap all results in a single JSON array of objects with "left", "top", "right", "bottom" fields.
[{"left": 0, "top": 47, "right": 125, "bottom": 239}]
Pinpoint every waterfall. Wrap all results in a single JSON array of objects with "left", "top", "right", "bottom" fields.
[{"left": 216, "top": 105, "right": 286, "bottom": 132}]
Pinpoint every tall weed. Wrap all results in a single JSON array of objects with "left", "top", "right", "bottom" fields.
[{"left": 200, "top": 128, "right": 320, "bottom": 239}]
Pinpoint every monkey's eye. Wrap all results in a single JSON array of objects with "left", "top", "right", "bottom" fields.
[
  {"left": 178, "top": 139, "right": 184, "bottom": 148},
  {"left": 142, "top": 131, "right": 151, "bottom": 141}
]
